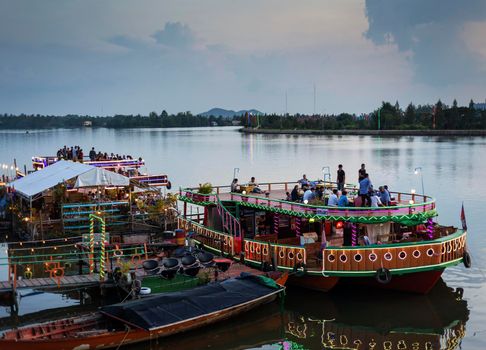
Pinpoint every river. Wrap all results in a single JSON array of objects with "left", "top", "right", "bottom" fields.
[{"left": 0, "top": 127, "right": 485, "bottom": 349}]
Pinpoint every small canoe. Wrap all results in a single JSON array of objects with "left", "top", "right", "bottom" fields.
[{"left": 0, "top": 274, "right": 285, "bottom": 350}]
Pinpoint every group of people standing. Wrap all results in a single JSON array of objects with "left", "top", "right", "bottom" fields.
[
  {"left": 56, "top": 145, "right": 84, "bottom": 162},
  {"left": 357, "top": 163, "right": 391, "bottom": 207}
]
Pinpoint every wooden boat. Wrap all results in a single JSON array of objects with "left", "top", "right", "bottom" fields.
[
  {"left": 178, "top": 179, "right": 471, "bottom": 294},
  {"left": 0, "top": 274, "right": 285, "bottom": 350}
]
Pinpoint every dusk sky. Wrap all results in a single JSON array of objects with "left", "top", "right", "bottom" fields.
[{"left": 1, "top": 0, "right": 486, "bottom": 115}]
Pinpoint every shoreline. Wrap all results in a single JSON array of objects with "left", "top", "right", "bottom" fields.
[{"left": 239, "top": 128, "right": 486, "bottom": 137}]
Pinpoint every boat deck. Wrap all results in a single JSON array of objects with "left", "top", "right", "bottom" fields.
[{"left": 0, "top": 274, "right": 103, "bottom": 293}]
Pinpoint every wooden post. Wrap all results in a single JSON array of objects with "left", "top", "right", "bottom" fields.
[{"left": 144, "top": 243, "right": 148, "bottom": 260}]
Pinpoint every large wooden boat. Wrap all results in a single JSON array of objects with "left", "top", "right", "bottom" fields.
[
  {"left": 178, "top": 180, "right": 471, "bottom": 294},
  {"left": 0, "top": 274, "right": 285, "bottom": 350}
]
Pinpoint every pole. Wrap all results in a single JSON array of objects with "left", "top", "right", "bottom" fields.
[
  {"left": 420, "top": 173, "right": 425, "bottom": 196},
  {"left": 378, "top": 108, "right": 381, "bottom": 130}
]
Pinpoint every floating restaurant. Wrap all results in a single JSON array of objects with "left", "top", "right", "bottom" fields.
[{"left": 178, "top": 178, "right": 471, "bottom": 293}]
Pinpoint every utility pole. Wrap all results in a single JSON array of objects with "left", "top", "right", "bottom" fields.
[{"left": 313, "top": 83, "right": 316, "bottom": 115}]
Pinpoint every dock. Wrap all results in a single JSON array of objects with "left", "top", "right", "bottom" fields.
[{"left": 0, "top": 274, "right": 102, "bottom": 293}]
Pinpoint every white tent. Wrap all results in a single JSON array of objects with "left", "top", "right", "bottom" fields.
[
  {"left": 8, "top": 160, "right": 129, "bottom": 199},
  {"left": 74, "top": 167, "right": 129, "bottom": 188}
]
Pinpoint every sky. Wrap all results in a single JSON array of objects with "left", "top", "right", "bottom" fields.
[{"left": 1, "top": 0, "right": 486, "bottom": 116}]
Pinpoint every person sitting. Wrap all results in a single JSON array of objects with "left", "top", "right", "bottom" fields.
[
  {"left": 285, "top": 192, "right": 292, "bottom": 201},
  {"left": 291, "top": 185, "right": 299, "bottom": 201},
  {"left": 370, "top": 191, "right": 383, "bottom": 207},
  {"left": 248, "top": 177, "right": 262, "bottom": 193},
  {"left": 231, "top": 178, "right": 239, "bottom": 192},
  {"left": 298, "top": 174, "right": 310, "bottom": 188},
  {"left": 303, "top": 187, "right": 315, "bottom": 202},
  {"left": 328, "top": 189, "right": 339, "bottom": 206},
  {"left": 379, "top": 186, "right": 390, "bottom": 206},
  {"left": 338, "top": 190, "right": 349, "bottom": 207}
]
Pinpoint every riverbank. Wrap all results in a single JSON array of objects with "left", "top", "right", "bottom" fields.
[{"left": 240, "top": 128, "right": 486, "bottom": 136}]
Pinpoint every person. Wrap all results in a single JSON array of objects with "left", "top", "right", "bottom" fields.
[
  {"left": 231, "top": 178, "right": 239, "bottom": 192},
  {"left": 359, "top": 173, "right": 372, "bottom": 206},
  {"left": 328, "top": 189, "right": 339, "bottom": 206},
  {"left": 379, "top": 186, "right": 390, "bottom": 206},
  {"left": 384, "top": 185, "right": 392, "bottom": 200},
  {"left": 303, "top": 187, "right": 315, "bottom": 202},
  {"left": 285, "top": 192, "right": 292, "bottom": 201},
  {"left": 249, "top": 177, "right": 262, "bottom": 193},
  {"left": 78, "top": 148, "right": 84, "bottom": 162},
  {"left": 298, "top": 174, "right": 310, "bottom": 188},
  {"left": 338, "top": 190, "right": 349, "bottom": 207},
  {"left": 370, "top": 191, "right": 383, "bottom": 207},
  {"left": 337, "top": 164, "right": 345, "bottom": 191},
  {"left": 291, "top": 185, "right": 299, "bottom": 201},
  {"left": 89, "top": 147, "right": 96, "bottom": 161},
  {"left": 358, "top": 163, "right": 366, "bottom": 182}
]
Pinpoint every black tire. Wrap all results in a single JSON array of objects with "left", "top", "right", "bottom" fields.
[
  {"left": 375, "top": 267, "right": 392, "bottom": 284},
  {"left": 167, "top": 181, "right": 172, "bottom": 190},
  {"left": 463, "top": 251, "right": 472, "bottom": 268}
]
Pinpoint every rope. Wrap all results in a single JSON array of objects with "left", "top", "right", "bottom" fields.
[{"left": 115, "top": 326, "right": 131, "bottom": 350}]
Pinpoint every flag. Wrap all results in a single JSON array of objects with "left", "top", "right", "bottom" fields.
[{"left": 460, "top": 202, "right": 467, "bottom": 231}]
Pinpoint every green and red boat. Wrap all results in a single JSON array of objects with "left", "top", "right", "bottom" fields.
[{"left": 178, "top": 180, "right": 470, "bottom": 294}]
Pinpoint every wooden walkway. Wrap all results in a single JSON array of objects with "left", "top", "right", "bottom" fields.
[{"left": 0, "top": 274, "right": 101, "bottom": 293}]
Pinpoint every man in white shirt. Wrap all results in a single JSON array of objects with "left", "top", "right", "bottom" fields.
[
  {"left": 303, "top": 187, "right": 315, "bottom": 202},
  {"left": 328, "top": 189, "right": 339, "bottom": 206},
  {"left": 370, "top": 192, "right": 383, "bottom": 207}
]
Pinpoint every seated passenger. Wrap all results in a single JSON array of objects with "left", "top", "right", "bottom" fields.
[
  {"left": 285, "top": 192, "right": 292, "bottom": 201},
  {"left": 248, "top": 177, "right": 262, "bottom": 193},
  {"left": 303, "top": 187, "right": 315, "bottom": 202},
  {"left": 338, "top": 190, "right": 349, "bottom": 207},
  {"left": 328, "top": 189, "right": 339, "bottom": 206},
  {"left": 298, "top": 174, "right": 310, "bottom": 188},
  {"left": 370, "top": 191, "right": 383, "bottom": 207},
  {"left": 231, "top": 178, "right": 239, "bottom": 192},
  {"left": 291, "top": 185, "right": 299, "bottom": 201},
  {"left": 379, "top": 186, "right": 390, "bottom": 206}
]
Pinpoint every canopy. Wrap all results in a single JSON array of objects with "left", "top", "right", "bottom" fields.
[
  {"left": 100, "top": 274, "right": 281, "bottom": 331},
  {"left": 8, "top": 160, "right": 129, "bottom": 199},
  {"left": 74, "top": 167, "right": 129, "bottom": 188}
]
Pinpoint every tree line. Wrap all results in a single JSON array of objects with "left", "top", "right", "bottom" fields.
[
  {"left": 0, "top": 111, "right": 238, "bottom": 129},
  {"left": 1, "top": 99, "right": 486, "bottom": 130},
  {"left": 241, "top": 99, "right": 486, "bottom": 130}
]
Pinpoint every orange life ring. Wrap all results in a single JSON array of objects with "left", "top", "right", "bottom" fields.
[
  {"left": 296, "top": 252, "right": 303, "bottom": 262},
  {"left": 131, "top": 254, "right": 142, "bottom": 266},
  {"left": 278, "top": 250, "right": 285, "bottom": 259},
  {"left": 255, "top": 245, "right": 261, "bottom": 254},
  {"left": 51, "top": 267, "right": 64, "bottom": 279},
  {"left": 262, "top": 246, "right": 269, "bottom": 256}
]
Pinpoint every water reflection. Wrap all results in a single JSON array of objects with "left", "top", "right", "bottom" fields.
[{"left": 112, "top": 279, "right": 468, "bottom": 350}]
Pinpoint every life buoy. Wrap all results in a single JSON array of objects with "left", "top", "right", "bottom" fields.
[
  {"left": 131, "top": 254, "right": 142, "bottom": 266},
  {"left": 375, "top": 267, "right": 392, "bottom": 284},
  {"left": 463, "top": 251, "right": 472, "bottom": 268},
  {"left": 24, "top": 270, "right": 33, "bottom": 279},
  {"left": 167, "top": 181, "right": 172, "bottom": 190}
]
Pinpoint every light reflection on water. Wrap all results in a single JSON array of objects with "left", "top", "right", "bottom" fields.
[{"left": 0, "top": 127, "right": 485, "bottom": 349}]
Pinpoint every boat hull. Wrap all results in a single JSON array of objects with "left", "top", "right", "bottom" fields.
[
  {"left": 0, "top": 290, "right": 281, "bottom": 350},
  {"left": 288, "top": 274, "right": 339, "bottom": 292},
  {"left": 340, "top": 269, "right": 444, "bottom": 294}
]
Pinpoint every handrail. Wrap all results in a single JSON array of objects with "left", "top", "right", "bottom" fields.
[{"left": 180, "top": 184, "right": 435, "bottom": 212}]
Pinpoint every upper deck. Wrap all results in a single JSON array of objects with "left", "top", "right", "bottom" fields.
[{"left": 179, "top": 181, "right": 437, "bottom": 224}]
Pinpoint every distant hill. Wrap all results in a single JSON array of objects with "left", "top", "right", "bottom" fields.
[{"left": 198, "top": 108, "right": 263, "bottom": 118}]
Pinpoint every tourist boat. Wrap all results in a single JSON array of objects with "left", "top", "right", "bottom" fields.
[
  {"left": 0, "top": 274, "right": 286, "bottom": 350},
  {"left": 177, "top": 180, "right": 471, "bottom": 294},
  {"left": 31, "top": 155, "right": 170, "bottom": 187}
]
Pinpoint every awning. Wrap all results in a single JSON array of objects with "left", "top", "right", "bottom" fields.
[
  {"left": 8, "top": 160, "right": 130, "bottom": 199},
  {"left": 74, "top": 167, "right": 129, "bottom": 188}
]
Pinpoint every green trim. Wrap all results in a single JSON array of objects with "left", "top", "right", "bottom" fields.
[
  {"left": 179, "top": 196, "right": 214, "bottom": 206},
  {"left": 319, "top": 257, "right": 463, "bottom": 277}
]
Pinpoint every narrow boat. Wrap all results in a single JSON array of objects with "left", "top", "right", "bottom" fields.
[
  {"left": 0, "top": 274, "right": 285, "bottom": 350},
  {"left": 178, "top": 179, "right": 471, "bottom": 294}
]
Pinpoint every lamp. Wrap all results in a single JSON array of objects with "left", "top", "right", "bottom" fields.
[
  {"left": 304, "top": 200, "right": 309, "bottom": 204},
  {"left": 414, "top": 167, "right": 425, "bottom": 195},
  {"left": 410, "top": 189, "right": 416, "bottom": 194}
]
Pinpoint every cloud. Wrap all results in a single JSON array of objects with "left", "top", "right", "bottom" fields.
[
  {"left": 152, "top": 22, "right": 196, "bottom": 49},
  {"left": 364, "top": 0, "right": 486, "bottom": 85}
]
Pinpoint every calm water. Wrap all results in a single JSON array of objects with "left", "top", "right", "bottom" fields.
[{"left": 0, "top": 127, "right": 485, "bottom": 349}]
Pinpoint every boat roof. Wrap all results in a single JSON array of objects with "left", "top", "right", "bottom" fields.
[{"left": 99, "top": 274, "right": 281, "bottom": 331}]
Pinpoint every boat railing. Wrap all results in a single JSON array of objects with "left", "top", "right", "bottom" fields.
[
  {"left": 321, "top": 230, "right": 467, "bottom": 276},
  {"left": 244, "top": 238, "right": 307, "bottom": 269},
  {"left": 178, "top": 217, "right": 235, "bottom": 256},
  {"left": 180, "top": 181, "right": 436, "bottom": 220}
]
